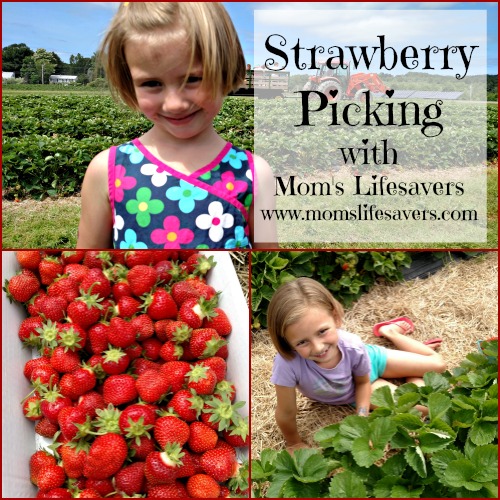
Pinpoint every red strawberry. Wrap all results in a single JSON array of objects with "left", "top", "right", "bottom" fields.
[
  {"left": 74, "top": 487, "right": 102, "bottom": 498},
  {"left": 130, "top": 358, "right": 161, "bottom": 376},
  {"left": 124, "top": 341, "right": 143, "bottom": 360},
  {"left": 83, "top": 479, "right": 114, "bottom": 497},
  {"left": 178, "top": 297, "right": 216, "bottom": 329},
  {"left": 154, "top": 260, "right": 181, "bottom": 284},
  {"left": 4, "top": 269, "right": 40, "bottom": 303},
  {"left": 171, "top": 280, "right": 203, "bottom": 307},
  {"left": 50, "top": 347, "right": 81, "bottom": 373},
  {"left": 186, "top": 364, "right": 217, "bottom": 395},
  {"left": 64, "top": 263, "right": 89, "bottom": 284},
  {"left": 23, "top": 393, "right": 42, "bottom": 421},
  {"left": 202, "top": 307, "right": 232, "bottom": 336},
  {"left": 164, "top": 320, "right": 192, "bottom": 343},
  {"left": 60, "top": 442, "right": 88, "bottom": 479},
  {"left": 39, "top": 256, "right": 64, "bottom": 286},
  {"left": 23, "top": 356, "right": 50, "bottom": 379},
  {"left": 222, "top": 416, "right": 249, "bottom": 447},
  {"left": 194, "top": 357, "right": 227, "bottom": 383},
  {"left": 144, "top": 444, "right": 185, "bottom": 486},
  {"left": 200, "top": 447, "right": 237, "bottom": 482},
  {"left": 83, "top": 250, "right": 112, "bottom": 269},
  {"left": 30, "top": 450, "right": 56, "bottom": 486},
  {"left": 112, "top": 280, "right": 132, "bottom": 300},
  {"left": 159, "top": 340, "right": 183, "bottom": 362},
  {"left": 135, "top": 369, "right": 170, "bottom": 403},
  {"left": 154, "top": 415, "right": 190, "bottom": 448},
  {"left": 141, "top": 337, "right": 162, "bottom": 360},
  {"left": 186, "top": 473, "right": 220, "bottom": 498},
  {"left": 167, "top": 389, "right": 204, "bottom": 422},
  {"left": 118, "top": 403, "right": 156, "bottom": 441},
  {"left": 34, "top": 417, "right": 59, "bottom": 438},
  {"left": 77, "top": 391, "right": 105, "bottom": 419},
  {"left": 67, "top": 290, "right": 103, "bottom": 329},
  {"left": 101, "top": 347, "right": 130, "bottom": 375},
  {"left": 127, "top": 264, "right": 158, "bottom": 297},
  {"left": 40, "top": 388, "right": 73, "bottom": 424},
  {"left": 143, "top": 288, "right": 178, "bottom": 320},
  {"left": 47, "top": 275, "right": 80, "bottom": 303},
  {"left": 114, "top": 461, "right": 146, "bottom": 496},
  {"left": 189, "top": 328, "right": 227, "bottom": 359},
  {"left": 124, "top": 250, "right": 155, "bottom": 268},
  {"left": 188, "top": 421, "right": 218, "bottom": 453},
  {"left": 57, "top": 323, "right": 87, "bottom": 351},
  {"left": 37, "top": 464, "right": 67, "bottom": 492},
  {"left": 83, "top": 433, "right": 128, "bottom": 479},
  {"left": 57, "top": 406, "right": 88, "bottom": 441},
  {"left": 18, "top": 316, "right": 44, "bottom": 347},
  {"left": 16, "top": 250, "right": 42, "bottom": 270},
  {"left": 87, "top": 322, "right": 110, "bottom": 355},
  {"left": 30, "top": 363, "right": 60, "bottom": 388},
  {"left": 159, "top": 360, "right": 190, "bottom": 393},
  {"left": 80, "top": 268, "right": 111, "bottom": 299},
  {"left": 38, "top": 295, "right": 68, "bottom": 322},
  {"left": 115, "top": 295, "right": 140, "bottom": 318},
  {"left": 131, "top": 314, "right": 154, "bottom": 341},
  {"left": 60, "top": 250, "right": 85, "bottom": 264},
  {"left": 108, "top": 317, "right": 136, "bottom": 348},
  {"left": 102, "top": 374, "right": 138, "bottom": 406},
  {"left": 147, "top": 481, "right": 188, "bottom": 498},
  {"left": 129, "top": 435, "right": 156, "bottom": 461}
]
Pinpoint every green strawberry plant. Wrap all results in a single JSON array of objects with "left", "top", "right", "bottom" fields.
[
  {"left": 251, "top": 251, "right": 411, "bottom": 330},
  {"left": 251, "top": 340, "right": 498, "bottom": 498}
]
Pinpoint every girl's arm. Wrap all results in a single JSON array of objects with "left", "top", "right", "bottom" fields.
[
  {"left": 274, "top": 384, "right": 308, "bottom": 451},
  {"left": 353, "top": 373, "right": 372, "bottom": 416},
  {"left": 77, "top": 149, "right": 113, "bottom": 249},
  {"left": 250, "top": 154, "right": 278, "bottom": 249}
]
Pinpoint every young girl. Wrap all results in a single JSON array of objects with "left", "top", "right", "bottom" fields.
[
  {"left": 77, "top": 2, "right": 276, "bottom": 249},
  {"left": 266, "top": 277, "right": 446, "bottom": 454}
]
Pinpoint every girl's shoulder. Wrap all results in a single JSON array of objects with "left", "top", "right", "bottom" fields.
[{"left": 338, "top": 329, "right": 366, "bottom": 349}]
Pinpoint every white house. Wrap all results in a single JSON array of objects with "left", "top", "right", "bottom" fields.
[
  {"left": 49, "top": 75, "right": 78, "bottom": 84},
  {"left": 2, "top": 72, "right": 15, "bottom": 80}
]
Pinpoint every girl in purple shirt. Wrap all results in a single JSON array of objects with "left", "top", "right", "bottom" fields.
[{"left": 267, "top": 277, "right": 446, "bottom": 455}]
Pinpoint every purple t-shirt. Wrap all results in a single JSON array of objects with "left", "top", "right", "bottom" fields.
[{"left": 270, "top": 329, "right": 370, "bottom": 405}]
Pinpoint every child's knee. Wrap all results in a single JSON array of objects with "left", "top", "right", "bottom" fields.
[{"left": 430, "top": 354, "right": 447, "bottom": 373}]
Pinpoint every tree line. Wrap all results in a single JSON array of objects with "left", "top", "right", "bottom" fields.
[{"left": 2, "top": 43, "right": 104, "bottom": 84}]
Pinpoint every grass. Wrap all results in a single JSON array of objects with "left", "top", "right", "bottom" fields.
[{"left": 2, "top": 197, "right": 80, "bottom": 249}]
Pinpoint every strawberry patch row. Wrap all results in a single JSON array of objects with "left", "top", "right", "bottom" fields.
[{"left": 3, "top": 250, "right": 249, "bottom": 498}]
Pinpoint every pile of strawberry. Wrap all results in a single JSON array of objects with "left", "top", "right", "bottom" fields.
[{"left": 5, "top": 250, "right": 249, "bottom": 498}]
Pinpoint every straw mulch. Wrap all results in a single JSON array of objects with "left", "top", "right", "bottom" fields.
[{"left": 251, "top": 252, "right": 498, "bottom": 458}]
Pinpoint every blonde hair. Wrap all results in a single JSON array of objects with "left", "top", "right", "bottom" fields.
[
  {"left": 99, "top": 2, "right": 246, "bottom": 110},
  {"left": 267, "top": 278, "right": 344, "bottom": 360}
]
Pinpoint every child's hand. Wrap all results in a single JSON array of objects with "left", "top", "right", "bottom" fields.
[{"left": 285, "top": 442, "right": 311, "bottom": 455}]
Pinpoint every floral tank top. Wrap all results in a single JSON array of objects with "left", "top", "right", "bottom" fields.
[{"left": 109, "top": 139, "right": 254, "bottom": 249}]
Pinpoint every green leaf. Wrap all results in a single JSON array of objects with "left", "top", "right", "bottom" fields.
[
  {"left": 395, "top": 392, "right": 421, "bottom": 412},
  {"left": 418, "top": 431, "right": 454, "bottom": 453},
  {"left": 314, "top": 423, "right": 339, "bottom": 447},
  {"left": 351, "top": 437, "right": 385, "bottom": 467},
  {"left": 443, "top": 459, "right": 477, "bottom": 488},
  {"left": 470, "top": 444, "right": 498, "bottom": 482},
  {"left": 481, "top": 399, "right": 498, "bottom": 421},
  {"left": 371, "top": 417, "right": 398, "bottom": 448},
  {"left": 328, "top": 471, "right": 368, "bottom": 498},
  {"left": 281, "top": 477, "right": 323, "bottom": 498},
  {"left": 381, "top": 453, "right": 408, "bottom": 477},
  {"left": 265, "top": 471, "right": 293, "bottom": 498},
  {"left": 469, "top": 420, "right": 498, "bottom": 445},
  {"left": 390, "top": 429, "right": 415, "bottom": 449},
  {"left": 374, "top": 476, "right": 400, "bottom": 498},
  {"left": 423, "top": 372, "right": 450, "bottom": 392},
  {"left": 392, "top": 413, "right": 424, "bottom": 430},
  {"left": 370, "top": 385, "right": 395, "bottom": 409},
  {"left": 427, "top": 392, "right": 452, "bottom": 421},
  {"left": 292, "top": 449, "right": 331, "bottom": 483},
  {"left": 404, "top": 446, "right": 427, "bottom": 478},
  {"left": 391, "top": 484, "right": 425, "bottom": 498},
  {"left": 431, "top": 449, "right": 465, "bottom": 482}
]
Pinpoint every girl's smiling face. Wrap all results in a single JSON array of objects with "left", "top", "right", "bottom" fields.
[
  {"left": 284, "top": 307, "right": 340, "bottom": 368},
  {"left": 125, "top": 32, "right": 223, "bottom": 141}
]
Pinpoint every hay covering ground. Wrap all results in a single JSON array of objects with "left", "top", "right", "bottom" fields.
[{"left": 251, "top": 252, "right": 498, "bottom": 458}]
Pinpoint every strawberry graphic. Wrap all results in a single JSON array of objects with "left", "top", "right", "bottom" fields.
[
  {"left": 135, "top": 368, "right": 170, "bottom": 403},
  {"left": 189, "top": 328, "right": 227, "bottom": 359},
  {"left": 39, "top": 256, "right": 64, "bottom": 286},
  {"left": 154, "top": 415, "right": 190, "bottom": 448},
  {"left": 188, "top": 421, "right": 218, "bottom": 453},
  {"left": 186, "top": 364, "right": 217, "bottom": 395},
  {"left": 186, "top": 473, "right": 220, "bottom": 498},
  {"left": 126, "top": 264, "right": 158, "bottom": 297},
  {"left": 144, "top": 444, "right": 185, "bottom": 486},
  {"left": 4, "top": 269, "right": 40, "bottom": 303},
  {"left": 200, "top": 446, "right": 237, "bottom": 482},
  {"left": 143, "top": 287, "right": 178, "bottom": 320},
  {"left": 16, "top": 250, "right": 42, "bottom": 271},
  {"left": 102, "top": 374, "right": 138, "bottom": 406},
  {"left": 114, "top": 461, "right": 146, "bottom": 496}
]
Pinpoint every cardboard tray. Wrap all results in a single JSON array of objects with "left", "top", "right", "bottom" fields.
[{"left": 2, "top": 250, "right": 249, "bottom": 498}]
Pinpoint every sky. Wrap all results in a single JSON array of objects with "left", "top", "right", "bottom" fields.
[{"left": 1, "top": 1, "right": 498, "bottom": 74}]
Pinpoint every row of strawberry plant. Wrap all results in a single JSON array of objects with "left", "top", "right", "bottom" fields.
[
  {"left": 2, "top": 95, "right": 253, "bottom": 199},
  {"left": 251, "top": 251, "right": 412, "bottom": 330},
  {"left": 252, "top": 339, "right": 498, "bottom": 498}
]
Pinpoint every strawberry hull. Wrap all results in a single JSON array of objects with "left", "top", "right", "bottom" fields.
[{"left": 1, "top": 251, "right": 249, "bottom": 498}]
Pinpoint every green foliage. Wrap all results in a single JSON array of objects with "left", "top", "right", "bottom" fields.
[
  {"left": 252, "top": 340, "right": 498, "bottom": 498},
  {"left": 251, "top": 251, "right": 411, "bottom": 329},
  {"left": 2, "top": 94, "right": 253, "bottom": 199}
]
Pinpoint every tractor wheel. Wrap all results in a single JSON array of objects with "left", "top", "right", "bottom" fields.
[
  {"left": 302, "top": 81, "right": 318, "bottom": 92},
  {"left": 354, "top": 88, "right": 369, "bottom": 102},
  {"left": 317, "top": 81, "right": 343, "bottom": 102}
]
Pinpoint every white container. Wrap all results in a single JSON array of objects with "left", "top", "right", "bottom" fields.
[{"left": 2, "top": 250, "right": 249, "bottom": 498}]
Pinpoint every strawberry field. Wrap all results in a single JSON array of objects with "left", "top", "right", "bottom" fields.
[
  {"left": 3, "top": 250, "right": 249, "bottom": 498},
  {"left": 2, "top": 94, "right": 254, "bottom": 200}
]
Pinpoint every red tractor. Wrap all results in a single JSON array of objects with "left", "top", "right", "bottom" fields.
[{"left": 303, "top": 59, "right": 390, "bottom": 101}]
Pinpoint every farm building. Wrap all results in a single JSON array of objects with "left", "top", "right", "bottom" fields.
[
  {"left": 49, "top": 75, "right": 78, "bottom": 84},
  {"left": 2, "top": 72, "right": 15, "bottom": 80}
]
